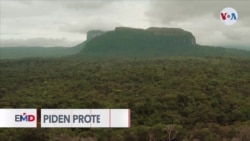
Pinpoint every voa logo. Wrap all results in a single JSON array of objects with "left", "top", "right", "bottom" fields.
[{"left": 220, "top": 7, "right": 238, "bottom": 25}]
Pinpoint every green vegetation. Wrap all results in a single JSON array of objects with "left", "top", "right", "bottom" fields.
[
  {"left": 0, "top": 57, "right": 249, "bottom": 141},
  {"left": 0, "top": 27, "right": 250, "bottom": 140}
]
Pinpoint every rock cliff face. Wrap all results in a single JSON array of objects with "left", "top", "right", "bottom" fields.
[
  {"left": 86, "top": 30, "right": 105, "bottom": 41},
  {"left": 114, "top": 27, "right": 196, "bottom": 46},
  {"left": 81, "top": 27, "right": 197, "bottom": 57},
  {"left": 146, "top": 27, "right": 196, "bottom": 45}
]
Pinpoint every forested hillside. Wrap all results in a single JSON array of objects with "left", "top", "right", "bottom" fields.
[{"left": 0, "top": 57, "right": 249, "bottom": 141}]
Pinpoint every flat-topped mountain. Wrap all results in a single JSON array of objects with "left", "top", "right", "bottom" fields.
[
  {"left": 77, "top": 27, "right": 250, "bottom": 58},
  {"left": 80, "top": 27, "right": 199, "bottom": 57}
]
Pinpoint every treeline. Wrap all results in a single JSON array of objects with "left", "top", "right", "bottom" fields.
[{"left": 0, "top": 57, "right": 250, "bottom": 141}]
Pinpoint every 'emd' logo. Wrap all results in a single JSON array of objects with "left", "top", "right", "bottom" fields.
[
  {"left": 220, "top": 7, "right": 238, "bottom": 25},
  {"left": 15, "top": 112, "right": 36, "bottom": 122}
]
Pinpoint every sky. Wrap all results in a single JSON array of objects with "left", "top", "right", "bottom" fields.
[{"left": 0, "top": 0, "right": 250, "bottom": 48}]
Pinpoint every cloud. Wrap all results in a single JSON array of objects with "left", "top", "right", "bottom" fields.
[
  {"left": 1, "top": 0, "right": 249, "bottom": 48},
  {"left": 60, "top": 0, "right": 113, "bottom": 10},
  {"left": 0, "top": 38, "right": 81, "bottom": 47},
  {"left": 1, "top": 0, "right": 149, "bottom": 43},
  {"left": 1, "top": 0, "right": 113, "bottom": 19},
  {"left": 145, "top": 0, "right": 250, "bottom": 47},
  {"left": 1, "top": 1, "right": 55, "bottom": 18},
  {"left": 60, "top": 19, "right": 122, "bottom": 34},
  {"left": 146, "top": 0, "right": 250, "bottom": 24}
]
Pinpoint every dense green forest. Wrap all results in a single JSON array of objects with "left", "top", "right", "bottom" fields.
[{"left": 0, "top": 57, "right": 249, "bottom": 141}]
